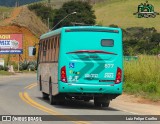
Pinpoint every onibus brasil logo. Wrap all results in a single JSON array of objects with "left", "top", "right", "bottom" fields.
[{"left": 133, "top": 1, "right": 159, "bottom": 18}]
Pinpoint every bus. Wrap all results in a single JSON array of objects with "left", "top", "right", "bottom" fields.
[{"left": 34, "top": 26, "right": 123, "bottom": 107}]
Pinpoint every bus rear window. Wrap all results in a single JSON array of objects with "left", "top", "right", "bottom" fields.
[{"left": 101, "top": 39, "right": 114, "bottom": 47}]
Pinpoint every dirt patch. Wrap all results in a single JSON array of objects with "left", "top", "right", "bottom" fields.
[
  {"left": 12, "top": 6, "right": 48, "bottom": 37},
  {"left": 1, "top": 6, "right": 48, "bottom": 37},
  {"left": 111, "top": 93, "right": 160, "bottom": 114},
  {"left": 117, "top": 93, "right": 160, "bottom": 106},
  {"left": 2, "top": 7, "right": 22, "bottom": 25},
  {"left": 0, "top": 6, "right": 48, "bottom": 62}
]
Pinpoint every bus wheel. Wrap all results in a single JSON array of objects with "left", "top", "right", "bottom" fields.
[
  {"left": 102, "top": 100, "right": 110, "bottom": 107},
  {"left": 42, "top": 92, "right": 49, "bottom": 100},
  {"left": 94, "top": 97, "right": 102, "bottom": 107},
  {"left": 94, "top": 97, "right": 110, "bottom": 107},
  {"left": 84, "top": 98, "right": 90, "bottom": 102},
  {"left": 94, "top": 102, "right": 101, "bottom": 107},
  {"left": 49, "top": 83, "right": 56, "bottom": 105},
  {"left": 39, "top": 76, "right": 42, "bottom": 91}
]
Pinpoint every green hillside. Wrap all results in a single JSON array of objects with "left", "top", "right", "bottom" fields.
[
  {"left": 0, "top": 6, "right": 13, "bottom": 21},
  {"left": 94, "top": 0, "right": 160, "bottom": 31}
]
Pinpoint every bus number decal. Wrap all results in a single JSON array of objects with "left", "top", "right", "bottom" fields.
[
  {"left": 104, "top": 73, "right": 114, "bottom": 78},
  {"left": 85, "top": 74, "right": 98, "bottom": 78},
  {"left": 104, "top": 64, "right": 114, "bottom": 68},
  {"left": 69, "top": 76, "right": 79, "bottom": 82}
]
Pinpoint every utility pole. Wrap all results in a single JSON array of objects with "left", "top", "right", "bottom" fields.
[
  {"left": 15, "top": 0, "right": 19, "bottom": 7},
  {"left": 48, "top": 17, "right": 50, "bottom": 31}
]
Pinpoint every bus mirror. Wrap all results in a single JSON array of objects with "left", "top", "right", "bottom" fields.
[{"left": 32, "top": 47, "right": 36, "bottom": 55}]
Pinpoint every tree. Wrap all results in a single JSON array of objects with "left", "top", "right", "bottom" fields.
[
  {"left": 109, "top": 24, "right": 119, "bottom": 28},
  {"left": 52, "top": 1, "right": 96, "bottom": 29},
  {"left": 28, "top": 3, "right": 56, "bottom": 28},
  {"left": 151, "top": 33, "right": 160, "bottom": 45},
  {"left": 122, "top": 26, "right": 160, "bottom": 55}
]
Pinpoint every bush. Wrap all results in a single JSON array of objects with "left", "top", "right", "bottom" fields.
[
  {"left": 0, "top": 65, "right": 4, "bottom": 70},
  {"left": 124, "top": 55, "right": 160, "bottom": 101},
  {"left": 19, "top": 61, "right": 37, "bottom": 71},
  {"left": 19, "top": 61, "right": 29, "bottom": 71},
  {"left": 28, "top": 64, "right": 35, "bottom": 71},
  {"left": 8, "top": 61, "right": 18, "bottom": 71},
  {"left": 144, "top": 82, "right": 158, "bottom": 93},
  {"left": 123, "top": 27, "right": 158, "bottom": 55},
  {"left": 4, "top": 66, "right": 9, "bottom": 71}
]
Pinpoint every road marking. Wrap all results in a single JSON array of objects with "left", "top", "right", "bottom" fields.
[
  {"left": 28, "top": 84, "right": 37, "bottom": 89},
  {"left": 19, "top": 92, "right": 90, "bottom": 124},
  {"left": 111, "top": 106, "right": 139, "bottom": 115},
  {"left": 24, "top": 83, "right": 37, "bottom": 89}
]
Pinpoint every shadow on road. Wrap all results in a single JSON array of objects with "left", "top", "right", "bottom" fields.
[{"left": 37, "top": 96, "right": 119, "bottom": 111}]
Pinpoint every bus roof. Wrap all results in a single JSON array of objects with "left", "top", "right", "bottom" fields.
[
  {"left": 40, "top": 26, "right": 121, "bottom": 40},
  {"left": 40, "top": 28, "right": 62, "bottom": 40}
]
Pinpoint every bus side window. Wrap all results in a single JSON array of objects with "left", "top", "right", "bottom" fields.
[
  {"left": 41, "top": 40, "right": 44, "bottom": 62},
  {"left": 53, "top": 37, "right": 57, "bottom": 62},
  {"left": 55, "top": 36, "right": 60, "bottom": 62},
  {"left": 43, "top": 40, "right": 47, "bottom": 62},
  {"left": 48, "top": 39, "right": 51, "bottom": 62},
  {"left": 51, "top": 37, "right": 56, "bottom": 62},
  {"left": 51, "top": 38, "right": 54, "bottom": 61},
  {"left": 39, "top": 41, "right": 42, "bottom": 63},
  {"left": 57, "top": 36, "right": 60, "bottom": 61},
  {"left": 46, "top": 39, "right": 49, "bottom": 62}
]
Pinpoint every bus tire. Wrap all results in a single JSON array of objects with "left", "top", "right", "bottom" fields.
[
  {"left": 84, "top": 98, "right": 90, "bottom": 102},
  {"left": 42, "top": 92, "right": 49, "bottom": 99},
  {"left": 94, "top": 102, "right": 101, "bottom": 107},
  {"left": 49, "top": 82, "right": 56, "bottom": 105},
  {"left": 102, "top": 100, "right": 110, "bottom": 107},
  {"left": 94, "top": 97, "right": 110, "bottom": 107},
  {"left": 94, "top": 97, "right": 101, "bottom": 107},
  {"left": 39, "top": 76, "right": 42, "bottom": 91}
]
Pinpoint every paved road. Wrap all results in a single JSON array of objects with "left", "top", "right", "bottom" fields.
[{"left": 0, "top": 73, "right": 159, "bottom": 124}]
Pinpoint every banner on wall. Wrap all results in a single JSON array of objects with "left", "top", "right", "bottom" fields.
[{"left": 0, "top": 34, "right": 23, "bottom": 54}]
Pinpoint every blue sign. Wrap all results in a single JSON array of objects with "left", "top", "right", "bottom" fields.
[
  {"left": 69, "top": 63, "right": 75, "bottom": 68},
  {"left": 0, "top": 49, "right": 23, "bottom": 54}
]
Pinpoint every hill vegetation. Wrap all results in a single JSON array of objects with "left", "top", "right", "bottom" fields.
[
  {"left": 28, "top": 3, "right": 56, "bottom": 29},
  {"left": 0, "top": 6, "right": 13, "bottom": 20},
  {"left": 123, "top": 27, "right": 159, "bottom": 55},
  {"left": 52, "top": 1, "right": 96, "bottom": 29},
  {"left": 94, "top": 0, "right": 160, "bottom": 32}
]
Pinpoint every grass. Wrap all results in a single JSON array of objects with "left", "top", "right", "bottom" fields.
[
  {"left": 124, "top": 55, "right": 160, "bottom": 101},
  {"left": 0, "top": 70, "right": 14, "bottom": 75},
  {"left": 20, "top": 70, "right": 36, "bottom": 73},
  {"left": 0, "top": 6, "right": 13, "bottom": 21},
  {"left": 94, "top": 0, "right": 160, "bottom": 32},
  {"left": 0, "top": 6, "right": 13, "bottom": 12}
]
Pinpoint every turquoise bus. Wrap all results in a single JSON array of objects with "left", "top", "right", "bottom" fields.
[{"left": 35, "top": 26, "right": 123, "bottom": 107}]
